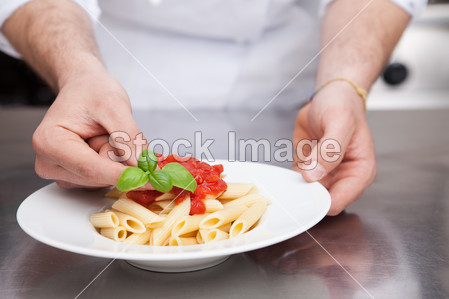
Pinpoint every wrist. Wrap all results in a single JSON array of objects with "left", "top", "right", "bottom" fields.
[
  {"left": 315, "top": 70, "right": 373, "bottom": 91},
  {"left": 57, "top": 53, "right": 107, "bottom": 90},
  {"left": 311, "top": 80, "right": 367, "bottom": 118}
]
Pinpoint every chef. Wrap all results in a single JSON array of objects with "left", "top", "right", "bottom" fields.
[{"left": 0, "top": 0, "right": 426, "bottom": 215}]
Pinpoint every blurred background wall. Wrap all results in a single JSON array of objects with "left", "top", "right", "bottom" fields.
[{"left": 0, "top": 0, "right": 447, "bottom": 108}]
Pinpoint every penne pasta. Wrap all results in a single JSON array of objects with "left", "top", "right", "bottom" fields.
[
  {"left": 100, "top": 226, "right": 127, "bottom": 241},
  {"left": 154, "top": 200, "right": 175, "bottom": 214},
  {"left": 124, "top": 229, "right": 152, "bottom": 245},
  {"left": 151, "top": 197, "right": 191, "bottom": 246},
  {"left": 223, "top": 193, "right": 270, "bottom": 209},
  {"left": 230, "top": 201, "right": 267, "bottom": 237},
  {"left": 171, "top": 214, "right": 208, "bottom": 237},
  {"left": 169, "top": 236, "right": 198, "bottom": 246},
  {"left": 90, "top": 211, "right": 119, "bottom": 228},
  {"left": 178, "top": 231, "right": 197, "bottom": 238},
  {"left": 204, "top": 194, "right": 218, "bottom": 200},
  {"left": 199, "top": 205, "right": 247, "bottom": 229},
  {"left": 112, "top": 198, "right": 165, "bottom": 228},
  {"left": 217, "top": 223, "right": 232, "bottom": 233},
  {"left": 217, "top": 198, "right": 234, "bottom": 205},
  {"left": 162, "top": 238, "right": 170, "bottom": 246},
  {"left": 204, "top": 199, "right": 224, "bottom": 213},
  {"left": 199, "top": 228, "right": 229, "bottom": 243},
  {"left": 248, "top": 185, "right": 259, "bottom": 194},
  {"left": 148, "top": 204, "right": 163, "bottom": 214},
  {"left": 105, "top": 187, "right": 124, "bottom": 199},
  {"left": 118, "top": 192, "right": 129, "bottom": 200},
  {"left": 112, "top": 210, "right": 146, "bottom": 234},
  {"left": 196, "top": 231, "right": 204, "bottom": 244},
  {"left": 154, "top": 192, "right": 176, "bottom": 202},
  {"left": 218, "top": 183, "right": 254, "bottom": 200}
]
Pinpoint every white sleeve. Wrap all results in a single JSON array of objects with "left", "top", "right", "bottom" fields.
[
  {"left": 319, "top": 0, "right": 428, "bottom": 19},
  {"left": 0, "top": 0, "right": 100, "bottom": 59},
  {"left": 0, "top": 0, "right": 32, "bottom": 58}
]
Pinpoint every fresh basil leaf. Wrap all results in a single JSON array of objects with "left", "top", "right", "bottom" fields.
[
  {"left": 116, "top": 167, "right": 149, "bottom": 191},
  {"left": 137, "top": 149, "right": 158, "bottom": 173},
  {"left": 162, "top": 163, "right": 197, "bottom": 193},
  {"left": 148, "top": 170, "right": 173, "bottom": 193}
]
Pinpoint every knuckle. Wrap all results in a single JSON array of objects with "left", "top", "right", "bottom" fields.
[
  {"left": 32, "top": 124, "right": 54, "bottom": 155},
  {"left": 32, "top": 127, "right": 45, "bottom": 154}
]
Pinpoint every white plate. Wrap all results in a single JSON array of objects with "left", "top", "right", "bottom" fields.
[{"left": 17, "top": 161, "right": 330, "bottom": 272}]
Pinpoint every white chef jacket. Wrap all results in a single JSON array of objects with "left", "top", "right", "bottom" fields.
[{"left": 0, "top": 0, "right": 427, "bottom": 110}]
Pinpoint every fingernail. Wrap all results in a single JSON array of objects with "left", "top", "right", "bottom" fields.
[{"left": 307, "top": 163, "right": 326, "bottom": 181}]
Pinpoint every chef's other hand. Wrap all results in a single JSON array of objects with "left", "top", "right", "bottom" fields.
[
  {"left": 293, "top": 81, "right": 376, "bottom": 215},
  {"left": 32, "top": 70, "right": 144, "bottom": 189}
]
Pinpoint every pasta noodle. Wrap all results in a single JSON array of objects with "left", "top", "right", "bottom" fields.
[
  {"left": 112, "top": 210, "right": 146, "bottom": 234},
  {"left": 100, "top": 226, "right": 127, "bottom": 241},
  {"left": 199, "top": 229, "right": 229, "bottom": 243},
  {"left": 124, "top": 229, "right": 152, "bottom": 245},
  {"left": 218, "top": 183, "right": 254, "bottom": 200},
  {"left": 223, "top": 193, "right": 269, "bottom": 209},
  {"left": 169, "top": 236, "right": 198, "bottom": 246},
  {"left": 204, "top": 199, "right": 224, "bottom": 213},
  {"left": 153, "top": 200, "right": 175, "bottom": 214},
  {"left": 150, "top": 197, "right": 191, "bottom": 246},
  {"left": 199, "top": 206, "right": 247, "bottom": 229},
  {"left": 171, "top": 214, "right": 208, "bottom": 237},
  {"left": 90, "top": 211, "right": 119, "bottom": 228},
  {"left": 229, "top": 201, "right": 267, "bottom": 237},
  {"left": 217, "top": 223, "right": 232, "bottom": 233},
  {"left": 196, "top": 231, "right": 204, "bottom": 244},
  {"left": 112, "top": 198, "right": 165, "bottom": 228},
  {"left": 105, "top": 188, "right": 124, "bottom": 199},
  {"left": 154, "top": 192, "right": 176, "bottom": 202}
]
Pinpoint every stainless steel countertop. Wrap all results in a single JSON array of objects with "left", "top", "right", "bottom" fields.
[{"left": 1, "top": 107, "right": 449, "bottom": 298}]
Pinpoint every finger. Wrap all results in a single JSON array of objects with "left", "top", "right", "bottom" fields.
[
  {"left": 300, "top": 111, "right": 355, "bottom": 182},
  {"left": 56, "top": 180, "right": 81, "bottom": 189},
  {"left": 292, "top": 104, "right": 312, "bottom": 173},
  {"left": 87, "top": 135, "right": 109, "bottom": 152},
  {"left": 96, "top": 141, "right": 155, "bottom": 190},
  {"left": 88, "top": 133, "right": 147, "bottom": 169},
  {"left": 97, "top": 138, "right": 122, "bottom": 161},
  {"left": 96, "top": 107, "right": 147, "bottom": 167},
  {"left": 326, "top": 175, "right": 366, "bottom": 216},
  {"left": 87, "top": 135, "right": 127, "bottom": 163},
  {"left": 55, "top": 180, "right": 93, "bottom": 189},
  {"left": 293, "top": 103, "right": 311, "bottom": 142},
  {"left": 55, "top": 180, "right": 108, "bottom": 189},
  {"left": 35, "top": 155, "right": 110, "bottom": 188},
  {"left": 325, "top": 154, "right": 376, "bottom": 215},
  {"left": 88, "top": 135, "right": 155, "bottom": 190},
  {"left": 39, "top": 127, "right": 127, "bottom": 187}
]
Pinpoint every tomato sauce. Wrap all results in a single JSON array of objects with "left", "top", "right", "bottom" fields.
[
  {"left": 126, "top": 190, "right": 162, "bottom": 207},
  {"left": 127, "top": 155, "right": 227, "bottom": 215}
]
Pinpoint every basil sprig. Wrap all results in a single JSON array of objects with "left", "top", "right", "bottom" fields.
[{"left": 116, "top": 150, "right": 197, "bottom": 193}]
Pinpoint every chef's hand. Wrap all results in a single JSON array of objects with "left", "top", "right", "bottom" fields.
[
  {"left": 293, "top": 81, "right": 376, "bottom": 215},
  {"left": 32, "top": 70, "right": 144, "bottom": 188}
]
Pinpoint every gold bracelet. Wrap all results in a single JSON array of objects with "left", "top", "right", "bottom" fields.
[{"left": 308, "top": 77, "right": 368, "bottom": 112}]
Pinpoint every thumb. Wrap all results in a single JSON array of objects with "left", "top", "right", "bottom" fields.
[{"left": 299, "top": 116, "right": 354, "bottom": 182}]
